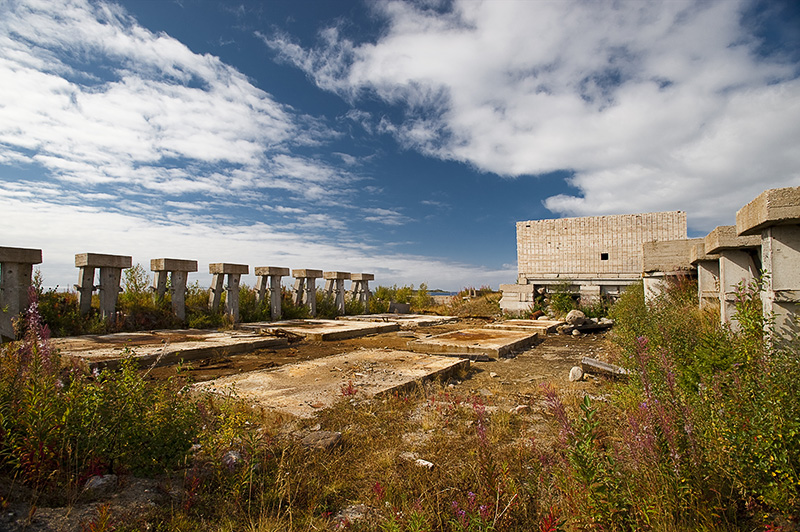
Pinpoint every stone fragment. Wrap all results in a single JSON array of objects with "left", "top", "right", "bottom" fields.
[
  {"left": 301, "top": 430, "right": 342, "bottom": 450},
  {"left": 565, "top": 309, "right": 586, "bottom": 326},
  {"left": 569, "top": 366, "right": 584, "bottom": 382},
  {"left": 571, "top": 329, "right": 581, "bottom": 336},
  {"left": 83, "top": 474, "right": 118, "bottom": 497}
]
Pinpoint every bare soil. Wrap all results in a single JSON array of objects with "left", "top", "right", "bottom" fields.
[{"left": 3, "top": 318, "right": 617, "bottom": 531}]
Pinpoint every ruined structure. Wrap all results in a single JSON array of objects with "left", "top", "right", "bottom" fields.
[
  {"left": 255, "top": 267, "right": 290, "bottom": 320},
  {"left": 208, "top": 263, "right": 248, "bottom": 322},
  {"left": 292, "top": 269, "right": 323, "bottom": 317},
  {"left": 151, "top": 258, "right": 198, "bottom": 321},
  {"left": 0, "top": 246, "right": 42, "bottom": 340},
  {"left": 323, "top": 271, "right": 351, "bottom": 315},
  {"left": 502, "top": 211, "right": 687, "bottom": 313},
  {"left": 75, "top": 253, "right": 132, "bottom": 318},
  {"left": 641, "top": 238, "right": 702, "bottom": 303},
  {"left": 736, "top": 186, "right": 800, "bottom": 340}
]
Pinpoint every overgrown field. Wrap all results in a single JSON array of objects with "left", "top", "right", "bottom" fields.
[{"left": 0, "top": 278, "right": 797, "bottom": 530}]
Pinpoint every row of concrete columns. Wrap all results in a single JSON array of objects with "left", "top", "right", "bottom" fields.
[
  {"left": 645, "top": 186, "right": 800, "bottom": 340},
  {"left": 0, "top": 249, "right": 376, "bottom": 337}
]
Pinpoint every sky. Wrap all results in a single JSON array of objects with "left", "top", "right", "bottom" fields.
[{"left": 1, "top": 0, "right": 799, "bottom": 291}]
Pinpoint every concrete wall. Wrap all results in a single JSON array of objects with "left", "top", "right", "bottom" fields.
[{"left": 516, "top": 211, "right": 687, "bottom": 281}]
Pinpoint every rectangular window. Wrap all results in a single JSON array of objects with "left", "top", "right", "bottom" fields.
[{"left": 600, "top": 253, "right": 609, "bottom": 260}]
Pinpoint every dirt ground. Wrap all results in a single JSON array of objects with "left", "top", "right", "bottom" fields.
[
  {"left": 148, "top": 318, "right": 617, "bottom": 410},
  {"left": 2, "top": 319, "right": 617, "bottom": 532}
]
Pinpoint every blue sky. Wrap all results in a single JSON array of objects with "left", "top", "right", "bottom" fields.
[{"left": 1, "top": 0, "right": 799, "bottom": 291}]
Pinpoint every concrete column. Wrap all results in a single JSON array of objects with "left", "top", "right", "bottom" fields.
[
  {"left": 759, "top": 225, "right": 800, "bottom": 338},
  {"left": 292, "top": 269, "right": 323, "bottom": 317},
  {"left": 255, "top": 267, "right": 290, "bottom": 320},
  {"left": 75, "top": 253, "right": 132, "bottom": 318},
  {"left": 736, "top": 186, "right": 800, "bottom": 343},
  {"left": 150, "top": 258, "right": 198, "bottom": 321},
  {"left": 0, "top": 247, "right": 42, "bottom": 340},
  {"left": 704, "top": 226, "right": 761, "bottom": 330},
  {"left": 690, "top": 243, "right": 721, "bottom": 310},
  {"left": 208, "top": 263, "right": 248, "bottom": 322},
  {"left": 324, "top": 271, "right": 351, "bottom": 315},
  {"left": 349, "top": 273, "right": 374, "bottom": 313}
]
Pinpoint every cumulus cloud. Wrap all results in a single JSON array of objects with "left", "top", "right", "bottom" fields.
[
  {"left": 0, "top": 0, "right": 342, "bottom": 204},
  {"left": 264, "top": 0, "right": 800, "bottom": 231}
]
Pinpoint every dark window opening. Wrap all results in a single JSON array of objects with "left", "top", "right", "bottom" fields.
[{"left": 600, "top": 253, "right": 609, "bottom": 261}]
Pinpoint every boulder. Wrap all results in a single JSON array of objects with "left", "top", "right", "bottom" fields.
[
  {"left": 565, "top": 309, "right": 586, "bottom": 326},
  {"left": 302, "top": 430, "right": 342, "bottom": 450},
  {"left": 569, "top": 366, "right": 584, "bottom": 382},
  {"left": 83, "top": 474, "right": 118, "bottom": 498}
]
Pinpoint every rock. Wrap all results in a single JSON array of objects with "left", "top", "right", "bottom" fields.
[
  {"left": 599, "top": 317, "right": 614, "bottom": 326},
  {"left": 399, "top": 452, "right": 434, "bottom": 470},
  {"left": 557, "top": 325, "right": 574, "bottom": 335},
  {"left": 334, "top": 503, "right": 369, "bottom": 528},
  {"left": 537, "top": 315, "right": 550, "bottom": 320},
  {"left": 301, "top": 430, "right": 342, "bottom": 450},
  {"left": 489, "top": 372, "right": 499, "bottom": 378},
  {"left": 83, "top": 474, "right": 118, "bottom": 498},
  {"left": 565, "top": 309, "right": 586, "bottom": 326},
  {"left": 571, "top": 329, "right": 581, "bottom": 337},
  {"left": 569, "top": 366, "right": 584, "bottom": 382}
]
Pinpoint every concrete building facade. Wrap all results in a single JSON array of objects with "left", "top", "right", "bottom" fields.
[{"left": 502, "top": 211, "right": 687, "bottom": 312}]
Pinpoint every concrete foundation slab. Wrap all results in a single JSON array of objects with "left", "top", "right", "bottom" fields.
[
  {"left": 194, "top": 349, "right": 469, "bottom": 418},
  {"left": 407, "top": 328, "right": 538, "bottom": 358},
  {"left": 485, "top": 319, "right": 564, "bottom": 334},
  {"left": 241, "top": 319, "right": 400, "bottom": 340},
  {"left": 338, "top": 314, "right": 459, "bottom": 329},
  {"left": 51, "top": 330, "right": 288, "bottom": 370}
]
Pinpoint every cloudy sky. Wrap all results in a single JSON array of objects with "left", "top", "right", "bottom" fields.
[{"left": 2, "top": 0, "right": 799, "bottom": 291}]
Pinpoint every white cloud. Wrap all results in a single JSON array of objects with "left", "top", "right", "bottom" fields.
[
  {"left": 0, "top": 0, "right": 346, "bottom": 204},
  {"left": 1, "top": 195, "right": 511, "bottom": 291},
  {"left": 265, "top": 0, "right": 800, "bottom": 232},
  {"left": 363, "top": 207, "right": 413, "bottom": 226}
]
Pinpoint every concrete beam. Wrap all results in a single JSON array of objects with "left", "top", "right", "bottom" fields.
[
  {"left": 737, "top": 186, "right": 800, "bottom": 236},
  {"left": 75, "top": 253, "right": 132, "bottom": 269},
  {"left": 209, "top": 263, "right": 249, "bottom": 275},
  {"left": 0, "top": 246, "right": 43, "bottom": 264},
  {"left": 704, "top": 225, "right": 761, "bottom": 254},
  {"left": 642, "top": 238, "right": 701, "bottom": 273},
  {"left": 151, "top": 258, "right": 198, "bottom": 272}
]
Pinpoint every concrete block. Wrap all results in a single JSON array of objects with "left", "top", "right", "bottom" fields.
[
  {"left": 292, "top": 269, "right": 323, "bottom": 278},
  {"left": 151, "top": 258, "right": 198, "bottom": 272},
  {"left": 350, "top": 273, "right": 374, "bottom": 281},
  {"left": 642, "top": 238, "right": 701, "bottom": 273},
  {"left": 323, "top": 271, "right": 351, "bottom": 280},
  {"left": 254, "top": 266, "right": 290, "bottom": 277},
  {"left": 737, "top": 186, "right": 800, "bottom": 236},
  {"left": 499, "top": 283, "right": 535, "bottom": 294},
  {"left": 704, "top": 226, "right": 760, "bottom": 254},
  {"left": 0, "top": 246, "right": 42, "bottom": 264},
  {"left": 75, "top": 253, "right": 132, "bottom": 269},
  {"left": 208, "top": 263, "right": 248, "bottom": 275},
  {"left": 689, "top": 243, "right": 719, "bottom": 264}
]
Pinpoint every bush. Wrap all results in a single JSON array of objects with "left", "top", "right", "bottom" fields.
[{"left": 0, "top": 291, "right": 201, "bottom": 490}]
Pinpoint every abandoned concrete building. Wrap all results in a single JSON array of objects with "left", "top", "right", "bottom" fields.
[{"left": 500, "top": 211, "right": 687, "bottom": 313}]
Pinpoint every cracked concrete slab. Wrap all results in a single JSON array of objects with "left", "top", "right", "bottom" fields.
[
  {"left": 338, "top": 314, "right": 459, "bottom": 329},
  {"left": 240, "top": 319, "right": 399, "bottom": 340},
  {"left": 193, "top": 349, "right": 468, "bottom": 418},
  {"left": 407, "top": 328, "right": 538, "bottom": 358},
  {"left": 485, "top": 319, "right": 564, "bottom": 334},
  {"left": 51, "top": 329, "right": 288, "bottom": 370}
]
